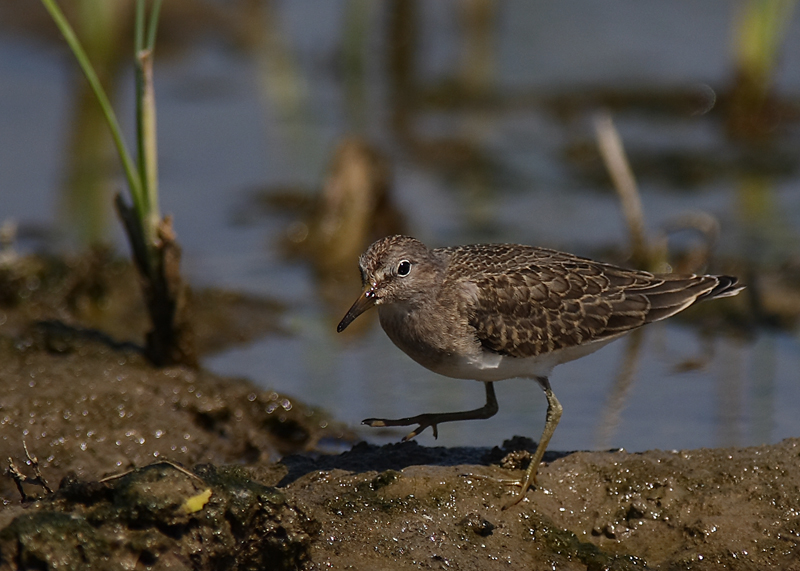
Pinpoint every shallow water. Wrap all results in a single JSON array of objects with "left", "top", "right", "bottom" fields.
[
  {"left": 205, "top": 302, "right": 800, "bottom": 452},
  {"left": 2, "top": 1, "right": 799, "bottom": 453}
]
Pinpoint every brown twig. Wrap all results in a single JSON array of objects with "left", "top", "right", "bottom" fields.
[
  {"left": 6, "top": 441, "right": 53, "bottom": 501},
  {"left": 98, "top": 460, "right": 205, "bottom": 484},
  {"left": 7, "top": 458, "right": 29, "bottom": 501}
]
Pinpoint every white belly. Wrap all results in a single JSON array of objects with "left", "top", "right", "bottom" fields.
[{"left": 425, "top": 335, "right": 622, "bottom": 382}]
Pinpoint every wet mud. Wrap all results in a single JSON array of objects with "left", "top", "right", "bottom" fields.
[{"left": 1, "top": 256, "right": 799, "bottom": 570}]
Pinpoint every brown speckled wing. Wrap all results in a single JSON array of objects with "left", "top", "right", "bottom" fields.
[{"left": 443, "top": 244, "right": 733, "bottom": 359}]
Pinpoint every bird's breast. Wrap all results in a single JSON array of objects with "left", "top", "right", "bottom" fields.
[{"left": 377, "top": 302, "right": 471, "bottom": 377}]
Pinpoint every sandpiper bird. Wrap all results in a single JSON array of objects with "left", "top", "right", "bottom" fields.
[{"left": 337, "top": 235, "right": 743, "bottom": 506}]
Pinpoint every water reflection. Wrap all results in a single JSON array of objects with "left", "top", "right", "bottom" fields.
[
  {"left": 279, "top": 137, "right": 405, "bottom": 326},
  {"left": 747, "top": 333, "right": 776, "bottom": 446},
  {"left": 594, "top": 329, "right": 644, "bottom": 450}
]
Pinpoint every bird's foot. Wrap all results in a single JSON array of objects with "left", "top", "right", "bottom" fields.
[
  {"left": 466, "top": 472, "right": 525, "bottom": 486},
  {"left": 362, "top": 385, "right": 497, "bottom": 443},
  {"left": 462, "top": 467, "right": 539, "bottom": 510},
  {"left": 362, "top": 416, "right": 440, "bottom": 440},
  {"left": 501, "top": 466, "right": 539, "bottom": 510}
]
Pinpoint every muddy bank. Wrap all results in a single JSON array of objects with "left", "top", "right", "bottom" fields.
[
  {"left": 1, "top": 463, "right": 313, "bottom": 571},
  {"left": 0, "top": 324, "right": 350, "bottom": 504},
  {"left": 2, "top": 331, "right": 799, "bottom": 569},
  {"left": 1, "top": 255, "right": 799, "bottom": 569},
  {"left": 0, "top": 250, "right": 287, "bottom": 355},
  {"left": 277, "top": 439, "right": 800, "bottom": 569}
]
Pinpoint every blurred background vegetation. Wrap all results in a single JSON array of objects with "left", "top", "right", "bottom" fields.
[{"left": 1, "top": 0, "right": 799, "bottom": 451}]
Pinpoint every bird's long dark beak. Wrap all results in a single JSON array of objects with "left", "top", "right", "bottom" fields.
[{"left": 337, "top": 288, "right": 376, "bottom": 332}]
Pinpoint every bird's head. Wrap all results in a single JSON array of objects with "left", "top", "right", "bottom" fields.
[{"left": 336, "top": 235, "right": 442, "bottom": 332}]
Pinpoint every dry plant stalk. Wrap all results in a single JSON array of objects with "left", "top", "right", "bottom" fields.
[
  {"left": 116, "top": 198, "right": 196, "bottom": 367},
  {"left": 593, "top": 111, "right": 650, "bottom": 268}
]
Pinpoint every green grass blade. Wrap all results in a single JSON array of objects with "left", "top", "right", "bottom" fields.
[
  {"left": 146, "top": 0, "right": 163, "bottom": 51},
  {"left": 40, "top": 0, "right": 145, "bottom": 222},
  {"left": 138, "top": 49, "right": 160, "bottom": 228}
]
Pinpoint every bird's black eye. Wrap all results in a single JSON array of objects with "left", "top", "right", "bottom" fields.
[{"left": 397, "top": 260, "right": 411, "bottom": 276}]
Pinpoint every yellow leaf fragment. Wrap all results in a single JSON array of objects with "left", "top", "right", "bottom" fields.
[{"left": 181, "top": 488, "right": 212, "bottom": 514}]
